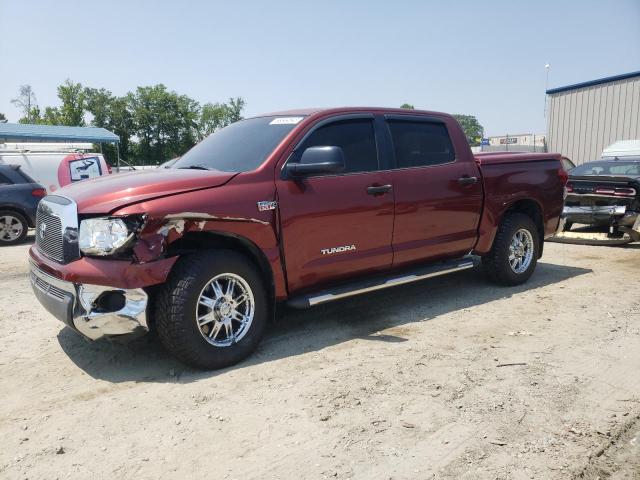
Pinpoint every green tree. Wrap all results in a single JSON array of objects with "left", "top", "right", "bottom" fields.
[
  {"left": 224, "top": 97, "right": 245, "bottom": 123},
  {"left": 12, "top": 85, "right": 38, "bottom": 123},
  {"left": 17, "top": 106, "right": 61, "bottom": 126},
  {"left": 198, "top": 97, "right": 246, "bottom": 139},
  {"left": 400, "top": 103, "right": 415, "bottom": 109},
  {"left": 128, "top": 84, "right": 200, "bottom": 165},
  {"left": 108, "top": 97, "right": 134, "bottom": 163},
  {"left": 19, "top": 80, "right": 86, "bottom": 126},
  {"left": 12, "top": 79, "right": 245, "bottom": 166},
  {"left": 19, "top": 106, "right": 39, "bottom": 124},
  {"left": 84, "top": 88, "right": 113, "bottom": 127},
  {"left": 0, "top": 112, "right": 7, "bottom": 122},
  {"left": 198, "top": 102, "right": 228, "bottom": 139},
  {"left": 84, "top": 87, "right": 134, "bottom": 164},
  {"left": 56, "top": 79, "right": 86, "bottom": 126},
  {"left": 41, "top": 106, "right": 62, "bottom": 124},
  {"left": 452, "top": 114, "right": 484, "bottom": 146}
]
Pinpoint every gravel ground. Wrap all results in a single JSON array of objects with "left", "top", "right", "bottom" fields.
[{"left": 0, "top": 238, "right": 639, "bottom": 479}]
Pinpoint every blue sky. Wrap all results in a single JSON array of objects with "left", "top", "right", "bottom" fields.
[{"left": 1, "top": 0, "right": 639, "bottom": 135}]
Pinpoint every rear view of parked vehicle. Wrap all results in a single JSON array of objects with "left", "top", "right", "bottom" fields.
[
  {"left": 0, "top": 164, "right": 46, "bottom": 245},
  {"left": 562, "top": 158, "right": 640, "bottom": 243},
  {"left": 0, "top": 143, "right": 110, "bottom": 193}
]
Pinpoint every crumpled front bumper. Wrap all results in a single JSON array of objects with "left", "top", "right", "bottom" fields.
[{"left": 30, "top": 260, "right": 148, "bottom": 340}]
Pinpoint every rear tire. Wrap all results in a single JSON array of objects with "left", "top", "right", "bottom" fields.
[
  {"left": 482, "top": 213, "right": 539, "bottom": 286},
  {"left": 155, "top": 250, "right": 268, "bottom": 370},
  {"left": 0, "top": 210, "right": 28, "bottom": 246}
]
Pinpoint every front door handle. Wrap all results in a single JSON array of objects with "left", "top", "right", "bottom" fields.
[
  {"left": 457, "top": 176, "right": 478, "bottom": 186},
  {"left": 367, "top": 184, "right": 393, "bottom": 195}
]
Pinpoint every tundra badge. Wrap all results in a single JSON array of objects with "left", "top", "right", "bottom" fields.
[
  {"left": 257, "top": 201, "right": 277, "bottom": 212},
  {"left": 321, "top": 245, "right": 356, "bottom": 255}
]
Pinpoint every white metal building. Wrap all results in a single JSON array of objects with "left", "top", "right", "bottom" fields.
[{"left": 546, "top": 71, "right": 640, "bottom": 165}]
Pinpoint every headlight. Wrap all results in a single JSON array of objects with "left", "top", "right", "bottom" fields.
[{"left": 79, "top": 217, "right": 133, "bottom": 256}]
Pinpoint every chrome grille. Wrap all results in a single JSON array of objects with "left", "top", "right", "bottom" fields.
[
  {"left": 34, "top": 196, "right": 79, "bottom": 264},
  {"left": 36, "top": 208, "right": 64, "bottom": 262}
]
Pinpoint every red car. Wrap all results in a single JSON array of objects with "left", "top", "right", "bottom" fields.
[{"left": 29, "top": 108, "right": 566, "bottom": 369}]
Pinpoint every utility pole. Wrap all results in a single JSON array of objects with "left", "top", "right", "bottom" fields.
[{"left": 544, "top": 63, "right": 550, "bottom": 118}]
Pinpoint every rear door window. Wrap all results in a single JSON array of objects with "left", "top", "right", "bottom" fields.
[
  {"left": 69, "top": 157, "right": 102, "bottom": 181},
  {"left": 296, "top": 119, "right": 379, "bottom": 173},
  {"left": 387, "top": 120, "right": 455, "bottom": 168}
]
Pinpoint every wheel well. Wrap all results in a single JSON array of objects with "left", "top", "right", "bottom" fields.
[
  {"left": 165, "top": 231, "right": 276, "bottom": 302},
  {"left": 0, "top": 206, "right": 32, "bottom": 227},
  {"left": 503, "top": 199, "right": 545, "bottom": 258}
]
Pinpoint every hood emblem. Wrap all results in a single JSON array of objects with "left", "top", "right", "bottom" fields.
[
  {"left": 39, "top": 222, "right": 47, "bottom": 239},
  {"left": 257, "top": 201, "right": 277, "bottom": 212}
]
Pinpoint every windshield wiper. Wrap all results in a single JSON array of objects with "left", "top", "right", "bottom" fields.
[{"left": 178, "top": 164, "right": 212, "bottom": 170}]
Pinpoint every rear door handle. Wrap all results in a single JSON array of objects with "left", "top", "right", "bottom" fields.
[
  {"left": 367, "top": 184, "right": 393, "bottom": 195},
  {"left": 457, "top": 176, "right": 478, "bottom": 186}
]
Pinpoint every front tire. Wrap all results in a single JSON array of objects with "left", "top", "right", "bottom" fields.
[
  {"left": 0, "top": 210, "right": 28, "bottom": 246},
  {"left": 482, "top": 213, "right": 539, "bottom": 286},
  {"left": 156, "top": 250, "right": 268, "bottom": 369}
]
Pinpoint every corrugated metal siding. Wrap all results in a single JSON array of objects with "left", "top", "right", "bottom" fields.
[{"left": 547, "top": 76, "right": 640, "bottom": 165}]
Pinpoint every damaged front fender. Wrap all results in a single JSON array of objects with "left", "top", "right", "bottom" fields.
[{"left": 126, "top": 210, "right": 287, "bottom": 299}]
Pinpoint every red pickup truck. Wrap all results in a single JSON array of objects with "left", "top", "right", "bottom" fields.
[{"left": 29, "top": 108, "right": 566, "bottom": 369}]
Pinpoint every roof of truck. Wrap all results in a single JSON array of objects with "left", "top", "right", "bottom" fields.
[{"left": 254, "top": 107, "right": 452, "bottom": 118}]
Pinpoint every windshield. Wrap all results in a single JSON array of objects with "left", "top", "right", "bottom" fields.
[
  {"left": 571, "top": 161, "right": 640, "bottom": 176},
  {"left": 173, "top": 116, "right": 304, "bottom": 172}
]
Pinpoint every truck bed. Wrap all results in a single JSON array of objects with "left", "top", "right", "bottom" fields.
[{"left": 472, "top": 152, "right": 564, "bottom": 254}]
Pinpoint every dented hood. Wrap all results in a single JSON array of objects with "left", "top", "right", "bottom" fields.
[{"left": 57, "top": 168, "right": 237, "bottom": 214}]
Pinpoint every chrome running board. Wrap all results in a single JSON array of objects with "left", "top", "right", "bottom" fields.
[{"left": 286, "top": 255, "right": 479, "bottom": 309}]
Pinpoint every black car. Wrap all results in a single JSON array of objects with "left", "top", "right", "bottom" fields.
[
  {"left": 562, "top": 158, "right": 640, "bottom": 242},
  {"left": 0, "top": 165, "right": 46, "bottom": 245}
]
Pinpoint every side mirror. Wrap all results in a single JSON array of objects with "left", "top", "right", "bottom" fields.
[{"left": 284, "top": 146, "right": 345, "bottom": 177}]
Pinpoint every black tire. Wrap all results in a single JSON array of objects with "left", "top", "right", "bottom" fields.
[
  {"left": 0, "top": 210, "right": 29, "bottom": 246},
  {"left": 563, "top": 221, "right": 573, "bottom": 232},
  {"left": 155, "top": 250, "right": 268, "bottom": 369},
  {"left": 482, "top": 213, "right": 540, "bottom": 286}
]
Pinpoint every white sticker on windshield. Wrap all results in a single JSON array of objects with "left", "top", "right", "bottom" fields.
[{"left": 269, "top": 117, "right": 303, "bottom": 125}]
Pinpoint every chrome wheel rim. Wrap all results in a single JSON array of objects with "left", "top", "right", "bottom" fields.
[
  {"left": 0, "top": 215, "right": 24, "bottom": 242},
  {"left": 195, "top": 273, "right": 255, "bottom": 347},
  {"left": 509, "top": 229, "right": 534, "bottom": 274}
]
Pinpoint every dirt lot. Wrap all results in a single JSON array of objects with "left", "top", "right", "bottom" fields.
[{"left": 1, "top": 239, "right": 639, "bottom": 480}]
